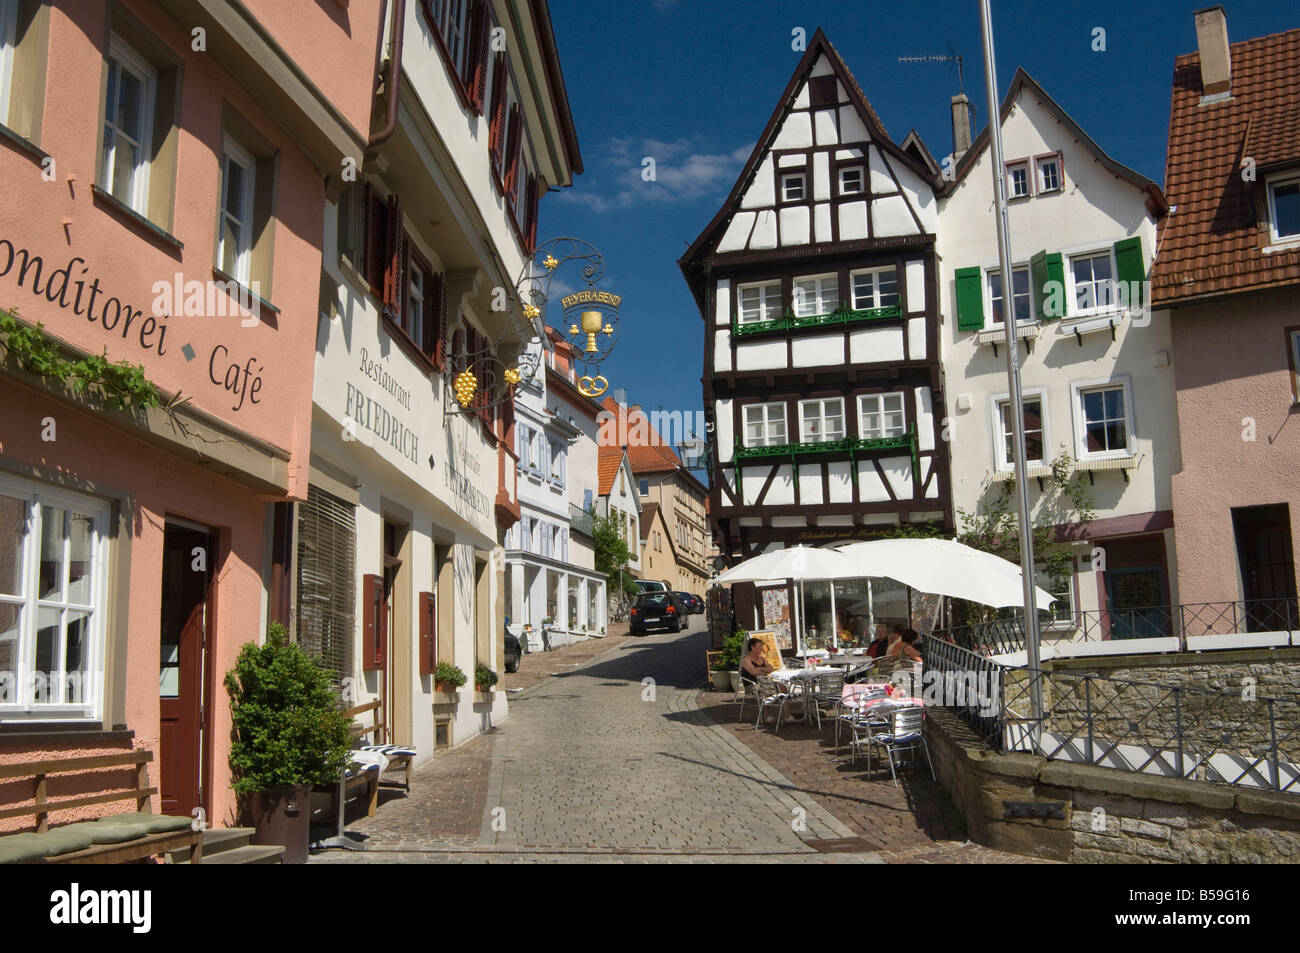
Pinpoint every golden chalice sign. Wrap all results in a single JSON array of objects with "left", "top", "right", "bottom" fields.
[{"left": 563, "top": 289, "right": 621, "bottom": 397}]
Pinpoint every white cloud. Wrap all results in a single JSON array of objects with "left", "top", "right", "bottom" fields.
[{"left": 559, "top": 136, "right": 751, "bottom": 213}]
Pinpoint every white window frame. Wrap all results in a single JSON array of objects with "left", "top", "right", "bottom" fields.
[
  {"left": 991, "top": 390, "right": 1048, "bottom": 472},
  {"left": 1036, "top": 154, "right": 1062, "bottom": 193},
  {"left": 1071, "top": 377, "right": 1135, "bottom": 460},
  {"left": 736, "top": 280, "right": 782, "bottom": 325},
  {"left": 792, "top": 273, "right": 838, "bottom": 317},
  {"left": 0, "top": 0, "right": 18, "bottom": 126},
  {"left": 0, "top": 474, "right": 110, "bottom": 722},
  {"left": 1266, "top": 173, "right": 1300, "bottom": 244},
  {"left": 102, "top": 36, "right": 157, "bottom": 215},
  {"left": 743, "top": 402, "right": 788, "bottom": 447},
  {"left": 1035, "top": 564, "right": 1075, "bottom": 628},
  {"left": 798, "top": 398, "right": 845, "bottom": 444},
  {"left": 407, "top": 257, "right": 427, "bottom": 344},
  {"left": 838, "top": 164, "right": 864, "bottom": 196},
  {"left": 1006, "top": 160, "right": 1030, "bottom": 199},
  {"left": 850, "top": 266, "right": 899, "bottom": 311},
  {"left": 856, "top": 392, "right": 907, "bottom": 441},
  {"left": 781, "top": 172, "right": 805, "bottom": 202},
  {"left": 1066, "top": 249, "right": 1118, "bottom": 316},
  {"left": 218, "top": 138, "right": 256, "bottom": 285},
  {"left": 986, "top": 264, "right": 1032, "bottom": 325}
]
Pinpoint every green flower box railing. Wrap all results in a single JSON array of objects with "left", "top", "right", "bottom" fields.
[
  {"left": 731, "top": 424, "right": 919, "bottom": 503},
  {"left": 732, "top": 303, "right": 902, "bottom": 338}
]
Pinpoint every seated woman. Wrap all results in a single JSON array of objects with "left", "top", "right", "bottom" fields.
[
  {"left": 886, "top": 627, "right": 923, "bottom": 662},
  {"left": 738, "top": 637, "right": 776, "bottom": 687},
  {"left": 866, "top": 623, "right": 891, "bottom": 659}
]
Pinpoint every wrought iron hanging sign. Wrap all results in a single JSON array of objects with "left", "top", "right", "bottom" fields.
[{"left": 444, "top": 237, "right": 619, "bottom": 413}]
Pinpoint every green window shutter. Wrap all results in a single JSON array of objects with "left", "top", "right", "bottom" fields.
[
  {"left": 1030, "top": 250, "right": 1066, "bottom": 320},
  {"left": 954, "top": 266, "right": 984, "bottom": 330},
  {"left": 1113, "top": 235, "right": 1145, "bottom": 309}
]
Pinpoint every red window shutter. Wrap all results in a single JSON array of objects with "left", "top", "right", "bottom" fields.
[
  {"left": 418, "top": 591, "right": 435, "bottom": 675},
  {"left": 468, "top": 1, "right": 491, "bottom": 113},
  {"left": 525, "top": 175, "right": 539, "bottom": 251},
  {"left": 364, "top": 185, "right": 387, "bottom": 297},
  {"left": 487, "top": 54, "right": 506, "bottom": 165},
  {"left": 433, "top": 274, "right": 448, "bottom": 370},
  {"left": 502, "top": 104, "right": 522, "bottom": 197},
  {"left": 382, "top": 197, "right": 403, "bottom": 321},
  {"left": 501, "top": 382, "right": 516, "bottom": 444},
  {"left": 362, "top": 573, "right": 384, "bottom": 671}
]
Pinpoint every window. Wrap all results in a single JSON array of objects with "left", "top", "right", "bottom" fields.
[
  {"left": 1037, "top": 155, "right": 1062, "bottom": 193},
  {"left": 0, "top": 0, "right": 17, "bottom": 125},
  {"left": 1076, "top": 383, "right": 1131, "bottom": 457},
  {"left": 101, "top": 37, "right": 156, "bottom": 214},
  {"left": 639, "top": 479, "right": 649, "bottom": 496},
  {"left": 1268, "top": 176, "right": 1300, "bottom": 242},
  {"left": 857, "top": 393, "right": 906, "bottom": 440},
  {"left": 838, "top": 165, "right": 864, "bottom": 195},
  {"left": 850, "top": 266, "right": 898, "bottom": 311},
  {"left": 781, "top": 173, "right": 805, "bottom": 202},
  {"left": 743, "top": 402, "right": 787, "bottom": 447},
  {"left": 737, "top": 281, "right": 781, "bottom": 325},
  {"left": 987, "top": 266, "right": 1031, "bottom": 324},
  {"left": 1006, "top": 161, "right": 1030, "bottom": 199},
  {"left": 406, "top": 256, "right": 428, "bottom": 347},
  {"left": 218, "top": 139, "right": 255, "bottom": 284},
  {"left": 1035, "top": 565, "right": 1074, "bottom": 626},
  {"left": 549, "top": 442, "right": 565, "bottom": 485},
  {"left": 798, "top": 398, "right": 845, "bottom": 443},
  {"left": 793, "top": 274, "right": 838, "bottom": 317},
  {"left": 1290, "top": 330, "right": 1300, "bottom": 403},
  {"left": 0, "top": 475, "right": 109, "bottom": 720},
  {"left": 583, "top": 488, "right": 593, "bottom": 512},
  {"left": 995, "top": 396, "right": 1044, "bottom": 469},
  {"left": 1070, "top": 252, "right": 1115, "bottom": 313}
]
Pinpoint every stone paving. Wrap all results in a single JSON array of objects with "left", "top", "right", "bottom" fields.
[{"left": 312, "top": 620, "right": 1041, "bottom": 864}]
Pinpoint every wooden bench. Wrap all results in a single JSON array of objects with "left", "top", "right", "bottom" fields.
[
  {"left": 0, "top": 751, "right": 201, "bottom": 864},
  {"left": 345, "top": 700, "right": 415, "bottom": 794}
]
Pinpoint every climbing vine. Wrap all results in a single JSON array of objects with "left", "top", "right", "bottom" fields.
[{"left": 0, "top": 309, "right": 162, "bottom": 411}]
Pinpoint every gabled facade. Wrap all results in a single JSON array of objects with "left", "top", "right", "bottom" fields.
[
  {"left": 681, "top": 30, "right": 951, "bottom": 561},
  {"left": 597, "top": 446, "right": 641, "bottom": 574},
  {"left": 1150, "top": 9, "right": 1300, "bottom": 620},
  {"left": 936, "top": 69, "right": 1177, "bottom": 635}
]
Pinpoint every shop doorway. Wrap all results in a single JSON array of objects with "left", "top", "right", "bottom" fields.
[
  {"left": 158, "top": 520, "right": 216, "bottom": 818},
  {"left": 1232, "top": 504, "right": 1299, "bottom": 632}
]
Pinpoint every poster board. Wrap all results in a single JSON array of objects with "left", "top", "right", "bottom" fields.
[
  {"left": 757, "top": 585, "right": 792, "bottom": 648},
  {"left": 910, "top": 591, "right": 944, "bottom": 638},
  {"left": 746, "top": 630, "right": 783, "bottom": 671}
]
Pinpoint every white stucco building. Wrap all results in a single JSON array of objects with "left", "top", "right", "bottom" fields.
[{"left": 936, "top": 69, "right": 1178, "bottom": 637}]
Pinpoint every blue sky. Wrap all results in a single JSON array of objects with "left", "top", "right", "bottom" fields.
[{"left": 539, "top": 0, "right": 1297, "bottom": 453}]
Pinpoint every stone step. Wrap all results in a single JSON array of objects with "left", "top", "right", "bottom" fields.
[
  {"left": 178, "top": 843, "right": 285, "bottom": 865},
  {"left": 164, "top": 826, "right": 254, "bottom": 863}
]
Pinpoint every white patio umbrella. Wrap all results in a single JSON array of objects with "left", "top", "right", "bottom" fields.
[
  {"left": 714, "top": 545, "right": 863, "bottom": 651},
  {"left": 836, "top": 538, "right": 1056, "bottom": 611}
]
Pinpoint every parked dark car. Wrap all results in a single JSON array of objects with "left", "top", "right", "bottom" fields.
[
  {"left": 630, "top": 592, "right": 686, "bottom": 634},
  {"left": 684, "top": 593, "right": 705, "bottom": 614},
  {"left": 503, "top": 629, "right": 522, "bottom": 672}
]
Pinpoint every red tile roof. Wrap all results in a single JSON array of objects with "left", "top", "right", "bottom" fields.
[
  {"left": 597, "top": 446, "right": 624, "bottom": 496},
  {"left": 598, "top": 397, "right": 684, "bottom": 473},
  {"left": 638, "top": 501, "right": 659, "bottom": 541},
  {"left": 1150, "top": 28, "right": 1300, "bottom": 306}
]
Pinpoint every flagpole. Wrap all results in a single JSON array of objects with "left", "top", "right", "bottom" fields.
[{"left": 979, "top": 0, "right": 1043, "bottom": 738}]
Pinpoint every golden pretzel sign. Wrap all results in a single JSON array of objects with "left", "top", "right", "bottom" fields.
[{"left": 577, "top": 374, "right": 608, "bottom": 397}]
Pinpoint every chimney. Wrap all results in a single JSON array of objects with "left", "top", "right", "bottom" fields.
[
  {"left": 950, "top": 93, "right": 972, "bottom": 161},
  {"left": 1194, "top": 6, "right": 1232, "bottom": 97},
  {"left": 614, "top": 388, "right": 627, "bottom": 406}
]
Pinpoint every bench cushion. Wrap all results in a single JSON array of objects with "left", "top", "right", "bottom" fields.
[
  {"left": 0, "top": 833, "right": 49, "bottom": 864},
  {"left": 343, "top": 750, "right": 387, "bottom": 780},
  {"left": 0, "top": 823, "right": 99, "bottom": 861},
  {"left": 358, "top": 744, "right": 417, "bottom": 760},
  {"left": 92, "top": 813, "right": 194, "bottom": 838}
]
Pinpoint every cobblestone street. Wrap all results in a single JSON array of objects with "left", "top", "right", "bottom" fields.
[{"left": 312, "top": 620, "right": 1046, "bottom": 864}]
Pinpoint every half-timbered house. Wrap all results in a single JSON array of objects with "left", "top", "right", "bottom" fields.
[{"left": 681, "top": 29, "right": 951, "bottom": 565}]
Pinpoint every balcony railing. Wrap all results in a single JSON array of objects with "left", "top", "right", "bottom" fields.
[
  {"left": 731, "top": 423, "right": 918, "bottom": 500},
  {"left": 569, "top": 503, "right": 595, "bottom": 538},
  {"left": 731, "top": 303, "right": 902, "bottom": 338}
]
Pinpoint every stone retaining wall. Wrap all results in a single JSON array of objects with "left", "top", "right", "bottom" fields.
[{"left": 925, "top": 707, "right": 1300, "bottom": 863}]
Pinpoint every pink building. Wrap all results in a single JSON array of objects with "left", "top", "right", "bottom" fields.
[
  {"left": 0, "top": 1, "right": 380, "bottom": 828},
  {"left": 1151, "top": 8, "right": 1300, "bottom": 628}
]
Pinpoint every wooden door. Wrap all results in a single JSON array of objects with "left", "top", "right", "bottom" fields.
[
  {"left": 159, "top": 523, "right": 214, "bottom": 817},
  {"left": 1235, "top": 506, "right": 1299, "bottom": 631},
  {"left": 1105, "top": 567, "right": 1165, "bottom": 639}
]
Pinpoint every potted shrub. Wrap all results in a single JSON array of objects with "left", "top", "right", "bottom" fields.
[
  {"left": 474, "top": 665, "right": 499, "bottom": 693},
  {"left": 225, "top": 623, "right": 351, "bottom": 864},
  {"left": 434, "top": 661, "right": 467, "bottom": 694},
  {"left": 718, "top": 629, "right": 746, "bottom": 693}
]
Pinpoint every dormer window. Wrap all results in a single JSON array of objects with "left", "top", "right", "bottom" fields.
[
  {"left": 781, "top": 173, "right": 805, "bottom": 202},
  {"left": 1267, "top": 174, "right": 1300, "bottom": 243}
]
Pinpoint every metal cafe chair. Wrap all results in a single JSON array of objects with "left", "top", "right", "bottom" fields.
[
  {"left": 835, "top": 687, "right": 889, "bottom": 754},
  {"left": 755, "top": 675, "right": 787, "bottom": 730},
  {"left": 806, "top": 671, "right": 845, "bottom": 729},
  {"left": 864, "top": 704, "right": 935, "bottom": 787}
]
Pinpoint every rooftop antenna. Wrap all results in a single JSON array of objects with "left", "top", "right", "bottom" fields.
[{"left": 898, "top": 38, "right": 976, "bottom": 158}]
